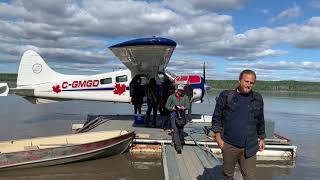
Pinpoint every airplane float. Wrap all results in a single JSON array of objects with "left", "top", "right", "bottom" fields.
[{"left": 0, "top": 37, "right": 205, "bottom": 104}]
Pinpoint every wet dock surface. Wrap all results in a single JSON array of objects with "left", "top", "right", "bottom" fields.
[
  {"left": 82, "top": 114, "right": 223, "bottom": 180},
  {"left": 84, "top": 114, "right": 212, "bottom": 143},
  {"left": 163, "top": 145, "right": 221, "bottom": 180}
]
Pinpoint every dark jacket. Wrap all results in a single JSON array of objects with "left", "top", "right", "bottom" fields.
[
  {"left": 211, "top": 89, "right": 266, "bottom": 157},
  {"left": 130, "top": 83, "right": 145, "bottom": 105},
  {"left": 146, "top": 84, "right": 160, "bottom": 105}
]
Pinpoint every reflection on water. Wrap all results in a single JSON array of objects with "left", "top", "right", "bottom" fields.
[
  {"left": 0, "top": 153, "right": 163, "bottom": 180},
  {"left": 0, "top": 93, "right": 320, "bottom": 180}
]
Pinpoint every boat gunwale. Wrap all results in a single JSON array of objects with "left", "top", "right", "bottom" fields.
[
  {"left": 0, "top": 130, "right": 134, "bottom": 154},
  {"left": 0, "top": 131, "right": 135, "bottom": 169},
  {"left": 0, "top": 130, "right": 131, "bottom": 144}
]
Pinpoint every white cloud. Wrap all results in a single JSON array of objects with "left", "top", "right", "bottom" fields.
[
  {"left": 51, "top": 62, "right": 126, "bottom": 74},
  {"left": 260, "top": 9, "right": 269, "bottom": 14},
  {"left": 166, "top": 59, "right": 215, "bottom": 76},
  {"left": 0, "top": 0, "right": 306, "bottom": 64},
  {"left": 224, "top": 61, "right": 320, "bottom": 81},
  {"left": 271, "top": 4, "right": 301, "bottom": 22},
  {"left": 164, "top": 0, "right": 248, "bottom": 15},
  {"left": 0, "top": 0, "right": 319, "bottom": 80}
]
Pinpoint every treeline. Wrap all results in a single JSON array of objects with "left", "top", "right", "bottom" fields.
[
  {"left": 206, "top": 80, "right": 320, "bottom": 92},
  {"left": 0, "top": 73, "right": 17, "bottom": 82}
]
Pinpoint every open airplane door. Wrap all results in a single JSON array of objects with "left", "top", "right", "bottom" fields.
[
  {"left": 0, "top": 83, "right": 9, "bottom": 96},
  {"left": 109, "top": 37, "right": 176, "bottom": 80}
]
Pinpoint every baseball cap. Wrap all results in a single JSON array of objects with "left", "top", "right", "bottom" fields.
[{"left": 177, "top": 84, "right": 184, "bottom": 90}]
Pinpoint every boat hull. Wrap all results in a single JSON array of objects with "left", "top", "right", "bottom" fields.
[{"left": 0, "top": 131, "right": 134, "bottom": 170}]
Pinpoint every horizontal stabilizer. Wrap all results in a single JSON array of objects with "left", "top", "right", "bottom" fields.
[{"left": 0, "top": 83, "right": 9, "bottom": 96}]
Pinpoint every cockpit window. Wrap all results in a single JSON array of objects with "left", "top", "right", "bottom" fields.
[
  {"left": 116, "top": 75, "right": 128, "bottom": 82},
  {"left": 100, "top": 78, "right": 112, "bottom": 84}
]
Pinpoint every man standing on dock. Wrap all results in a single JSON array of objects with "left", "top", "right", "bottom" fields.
[
  {"left": 211, "top": 69, "right": 266, "bottom": 180},
  {"left": 165, "top": 84, "right": 190, "bottom": 154},
  {"left": 145, "top": 78, "right": 160, "bottom": 128}
]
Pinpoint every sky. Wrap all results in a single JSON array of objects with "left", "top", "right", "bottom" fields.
[{"left": 0, "top": 0, "right": 320, "bottom": 81}]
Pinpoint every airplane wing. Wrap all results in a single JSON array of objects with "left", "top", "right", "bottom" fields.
[{"left": 109, "top": 37, "right": 176, "bottom": 78}]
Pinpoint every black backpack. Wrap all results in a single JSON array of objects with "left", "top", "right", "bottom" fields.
[{"left": 175, "top": 106, "right": 187, "bottom": 128}]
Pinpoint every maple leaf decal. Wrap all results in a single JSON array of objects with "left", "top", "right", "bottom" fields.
[
  {"left": 52, "top": 85, "right": 61, "bottom": 93},
  {"left": 113, "top": 83, "right": 126, "bottom": 95}
]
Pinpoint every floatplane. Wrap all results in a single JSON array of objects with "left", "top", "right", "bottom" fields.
[
  {"left": 0, "top": 37, "right": 205, "bottom": 104},
  {"left": 0, "top": 37, "right": 296, "bottom": 168}
]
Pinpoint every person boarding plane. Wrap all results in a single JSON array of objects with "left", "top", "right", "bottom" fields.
[{"left": 0, "top": 37, "right": 206, "bottom": 104}]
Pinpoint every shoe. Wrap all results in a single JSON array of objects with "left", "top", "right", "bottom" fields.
[
  {"left": 176, "top": 149, "right": 182, "bottom": 154},
  {"left": 203, "top": 126, "right": 210, "bottom": 136},
  {"left": 171, "top": 141, "right": 175, "bottom": 147}
]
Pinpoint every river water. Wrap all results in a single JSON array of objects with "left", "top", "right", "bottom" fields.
[{"left": 0, "top": 92, "right": 319, "bottom": 180}]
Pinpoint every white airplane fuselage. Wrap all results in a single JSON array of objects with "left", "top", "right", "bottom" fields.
[
  {"left": 8, "top": 37, "right": 205, "bottom": 104},
  {"left": 19, "top": 70, "right": 132, "bottom": 103}
]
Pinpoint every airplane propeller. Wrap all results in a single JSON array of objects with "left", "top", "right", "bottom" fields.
[
  {"left": 201, "top": 62, "right": 212, "bottom": 103},
  {"left": 203, "top": 62, "right": 206, "bottom": 84}
]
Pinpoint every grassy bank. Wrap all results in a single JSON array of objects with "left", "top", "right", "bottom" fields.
[
  {"left": 0, "top": 73, "right": 17, "bottom": 82},
  {"left": 0, "top": 73, "right": 17, "bottom": 89}
]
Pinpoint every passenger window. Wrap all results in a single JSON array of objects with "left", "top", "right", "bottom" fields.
[
  {"left": 100, "top": 78, "right": 112, "bottom": 84},
  {"left": 116, "top": 75, "right": 127, "bottom": 83}
]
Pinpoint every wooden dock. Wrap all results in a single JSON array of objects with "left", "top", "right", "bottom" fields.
[
  {"left": 76, "top": 114, "right": 223, "bottom": 179},
  {"left": 73, "top": 114, "right": 296, "bottom": 179}
]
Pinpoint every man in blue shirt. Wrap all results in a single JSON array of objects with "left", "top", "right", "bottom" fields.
[{"left": 212, "top": 69, "right": 265, "bottom": 180}]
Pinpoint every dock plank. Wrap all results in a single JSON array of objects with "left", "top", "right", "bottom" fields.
[
  {"left": 181, "top": 146, "right": 206, "bottom": 179},
  {"left": 192, "top": 146, "right": 222, "bottom": 179},
  {"left": 175, "top": 148, "right": 192, "bottom": 180},
  {"left": 164, "top": 145, "right": 182, "bottom": 180},
  {"left": 163, "top": 144, "right": 221, "bottom": 180}
]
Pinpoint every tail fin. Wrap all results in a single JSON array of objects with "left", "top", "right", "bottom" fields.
[{"left": 17, "top": 50, "right": 62, "bottom": 87}]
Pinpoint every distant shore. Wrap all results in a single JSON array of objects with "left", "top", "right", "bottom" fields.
[
  {"left": 207, "top": 88, "right": 320, "bottom": 97},
  {"left": 206, "top": 80, "right": 320, "bottom": 93}
]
